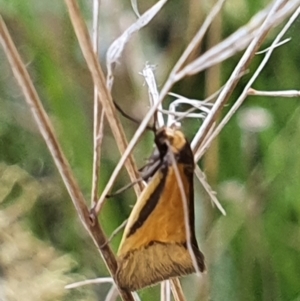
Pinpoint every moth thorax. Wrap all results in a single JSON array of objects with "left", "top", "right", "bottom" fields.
[{"left": 161, "top": 128, "right": 187, "bottom": 154}]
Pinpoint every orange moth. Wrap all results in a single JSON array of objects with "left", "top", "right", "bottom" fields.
[{"left": 115, "top": 126, "right": 205, "bottom": 291}]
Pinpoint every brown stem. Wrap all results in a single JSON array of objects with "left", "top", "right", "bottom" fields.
[
  {"left": 64, "top": 0, "right": 142, "bottom": 198},
  {"left": 0, "top": 16, "right": 135, "bottom": 301}
]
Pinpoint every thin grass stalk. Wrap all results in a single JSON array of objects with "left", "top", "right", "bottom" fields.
[
  {"left": 0, "top": 16, "right": 135, "bottom": 301},
  {"left": 95, "top": 85, "right": 167, "bottom": 212},
  {"left": 106, "top": 0, "right": 168, "bottom": 91},
  {"left": 65, "top": 278, "right": 114, "bottom": 289},
  {"left": 158, "top": 0, "right": 226, "bottom": 103},
  {"left": 191, "top": 0, "right": 288, "bottom": 154},
  {"left": 176, "top": 0, "right": 297, "bottom": 79},
  {"left": 197, "top": 11, "right": 222, "bottom": 298},
  {"left": 170, "top": 278, "right": 186, "bottom": 301},
  {"left": 196, "top": 4, "right": 300, "bottom": 161},
  {"left": 93, "top": 0, "right": 225, "bottom": 212},
  {"left": 65, "top": 0, "right": 142, "bottom": 198},
  {"left": 105, "top": 285, "right": 120, "bottom": 301},
  {"left": 194, "top": 166, "right": 226, "bottom": 216},
  {"left": 91, "top": 0, "right": 103, "bottom": 207},
  {"left": 160, "top": 281, "right": 171, "bottom": 301},
  {"left": 248, "top": 88, "right": 300, "bottom": 97}
]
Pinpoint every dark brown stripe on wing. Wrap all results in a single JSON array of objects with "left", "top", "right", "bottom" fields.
[{"left": 126, "top": 165, "right": 169, "bottom": 238}]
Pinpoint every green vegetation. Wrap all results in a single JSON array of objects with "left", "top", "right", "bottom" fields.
[{"left": 0, "top": 1, "right": 299, "bottom": 300}]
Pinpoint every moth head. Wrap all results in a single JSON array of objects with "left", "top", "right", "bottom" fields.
[{"left": 155, "top": 126, "right": 187, "bottom": 156}]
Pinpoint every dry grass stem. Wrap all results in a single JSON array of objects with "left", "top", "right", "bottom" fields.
[
  {"left": 170, "top": 278, "right": 187, "bottom": 301},
  {"left": 177, "top": 0, "right": 298, "bottom": 79},
  {"left": 106, "top": 0, "right": 168, "bottom": 91},
  {"left": 255, "top": 37, "right": 291, "bottom": 54},
  {"left": 191, "top": 0, "right": 289, "bottom": 155},
  {"left": 130, "top": 0, "right": 141, "bottom": 17},
  {"left": 160, "top": 281, "right": 171, "bottom": 301},
  {"left": 91, "top": 0, "right": 103, "bottom": 206},
  {"left": 142, "top": 64, "right": 164, "bottom": 128},
  {"left": 0, "top": 17, "right": 88, "bottom": 230},
  {"left": 248, "top": 88, "right": 300, "bottom": 97},
  {"left": 65, "top": 277, "right": 114, "bottom": 289},
  {"left": 0, "top": 15, "right": 135, "bottom": 301},
  {"left": 104, "top": 286, "right": 120, "bottom": 301},
  {"left": 158, "top": 0, "right": 226, "bottom": 102},
  {"left": 195, "top": 3, "right": 300, "bottom": 161},
  {"left": 91, "top": 109, "right": 105, "bottom": 206},
  {"left": 65, "top": 0, "right": 141, "bottom": 201},
  {"left": 95, "top": 77, "right": 168, "bottom": 212},
  {"left": 165, "top": 96, "right": 212, "bottom": 124},
  {"left": 2, "top": 0, "right": 299, "bottom": 299},
  {"left": 194, "top": 166, "right": 226, "bottom": 216}
]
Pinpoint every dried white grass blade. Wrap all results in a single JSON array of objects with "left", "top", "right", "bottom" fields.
[
  {"left": 132, "top": 292, "right": 142, "bottom": 301},
  {"left": 168, "top": 71, "right": 246, "bottom": 117},
  {"left": 91, "top": 0, "right": 103, "bottom": 206},
  {"left": 104, "top": 286, "right": 140, "bottom": 301},
  {"left": 92, "top": 0, "right": 100, "bottom": 51},
  {"left": 169, "top": 0, "right": 226, "bottom": 83},
  {"left": 195, "top": 3, "right": 300, "bottom": 161},
  {"left": 169, "top": 98, "right": 212, "bottom": 115},
  {"left": 160, "top": 109, "right": 206, "bottom": 119},
  {"left": 131, "top": 0, "right": 141, "bottom": 17},
  {"left": 165, "top": 98, "right": 210, "bottom": 126},
  {"left": 255, "top": 37, "right": 291, "bottom": 54},
  {"left": 107, "top": 0, "right": 167, "bottom": 63},
  {"left": 155, "top": 0, "right": 225, "bottom": 105},
  {"left": 161, "top": 281, "right": 171, "bottom": 301},
  {"left": 194, "top": 165, "right": 226, "bottom": 216},
  {"left": 248, "top": 88, "right": 300, "bottom": 97},
  {"left": 65, "top": 277, "right": 114, "bottom": 289},
  {"left": 106, "top": 0, "right": 168, "bottom": 90},
  {"left": 105, "top": 286, "right": 120, "bottom": 301},
  {"left": 191, "top": 0, "right": 288, "bottom": 154},
  {"left": 142, "top": 64, "right": 165, "bottom": 127},
  {"left": 91, "top": 110, "right": 105, "bottom": 206},
  {"left": 169, "top": 92, "right": 216, "bottom": 104},
  {"left": 176, "top": 0, "right": 296, "bottom": 79},
  {"left": 166, "top": 90, "right": 221, "bottom": 122}
]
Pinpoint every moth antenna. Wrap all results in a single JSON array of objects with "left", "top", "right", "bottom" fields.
[{"left": 114, "top": 100, "right": 155, "bottom": 132}]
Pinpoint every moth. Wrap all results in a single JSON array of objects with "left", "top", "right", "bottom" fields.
[{"left": 115, "top": 126, "right": 206, "bottom": 291}]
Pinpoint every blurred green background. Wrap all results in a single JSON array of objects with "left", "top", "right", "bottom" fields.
[{"left": 0, "top": 0, "right": 300, "bottom": 300}]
